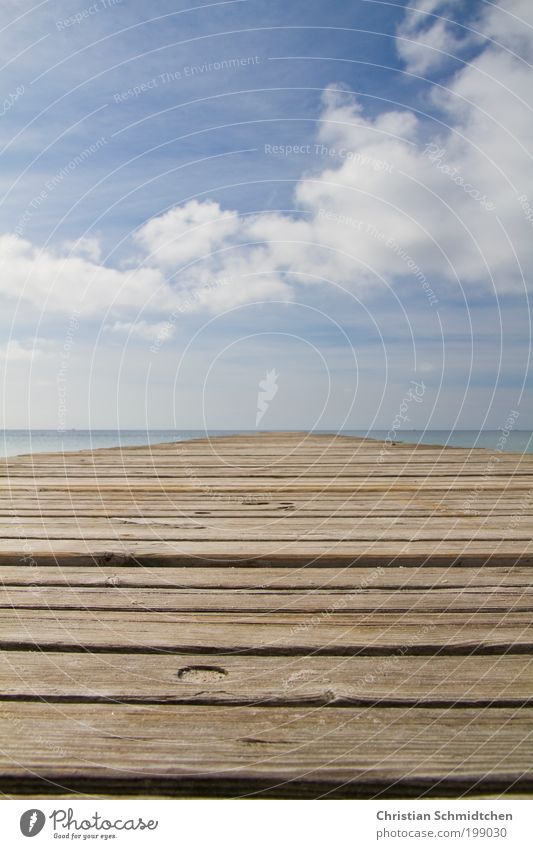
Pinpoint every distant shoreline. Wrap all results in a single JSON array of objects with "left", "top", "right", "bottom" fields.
[{"left": 0, "top": 429, "right": 532, "bottom": 458}]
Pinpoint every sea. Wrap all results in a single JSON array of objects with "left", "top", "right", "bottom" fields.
[{"left": 0, "top": 429, "right": 532, "bottom": 458}]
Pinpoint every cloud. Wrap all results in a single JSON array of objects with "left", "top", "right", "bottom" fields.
[
  {"left": 479, "top": 0, "right": 533, "bottom": 59},
  {"left": 396, "top": 1, "right": 479, "bottom": 75},
  {"left": 61, "top": 236, "right": 102, "bottom": 263},
  {"left": 0, "top": 233, "right": 169, "bottom": 316},
  {"left": 111, "top": 3, "right": 533, "bottom": 308},
  {"left": 105, "top": 320, "right": 175, "bottom": 342},
  {"left": 0, "top": 339, "right": 46, "bottom": 363},
  {"left": 0, "top": 0, "right": 532, "bottom": 322},
  {"left": 134, "top": 199, "right": 240, "bottom": 268},
  {"left": 396, "top": 0, "right": 533, "bottom": 75}
]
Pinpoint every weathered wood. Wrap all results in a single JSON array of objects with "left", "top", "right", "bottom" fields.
[
  {"left": 1, "top": 652, "right": 531, "bottom": 706},
  {"left": 0, "top": 432, "right": 532, "bottom": 798},
  {"left": 3, "top": 477, "right": 532, "bottom": 490},
  {"left": 3, "top": 516, "right": 533, "bottom": 534},
  {"left": 2, "top": 586, "right": 532, "bottom": 612},
  {"left": 6, "top": 511, "right": 533, "bottom": 524},
  {"left": 2, "top": 564, "right": 531, "bottom": 588},
  {"left": 0, "top": 703, "right": 531, "bottom": 797},
  {"left": 0, "top": 609, "right": 530, "bottom": 653},
  {"left": 1, "top": 538, "right": 532, "bottom": 568}
]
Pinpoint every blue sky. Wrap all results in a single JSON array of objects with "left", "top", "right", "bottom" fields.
[{"left": 0, "top": 0, "right": 532, "bottom": 431}]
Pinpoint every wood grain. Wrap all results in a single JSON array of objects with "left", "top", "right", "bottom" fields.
[
  {"left": 1, "top": 586, "right": 532, "bottom": 612},
  {"left": 2, "top": 564, "right": 531, "bottom": 588},
  {"left": 0, "top": 702, "right": 531, "bottom": 797},
  {"left": 1, "top": 652, "right": 531, "bottom": 706},
  {"left": 0, "top": 432, "right": 532, "bottom": 797},
  {"left": 0, "top": 609, "right": 530, "bottom": 654}
]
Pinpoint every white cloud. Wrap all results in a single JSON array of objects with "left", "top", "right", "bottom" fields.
[
  {"left": 0, "top": 233, "right": 169, "bottom": 316},
  {"left": 116, "top": 8, "right": 533, "bottom": 307},
  {"left": 396, "top": 1, "right": 478, "bottom": 75},
  {"left": 105, "top": 320, "right": 175, "bottom": 341},
  {"left": 61, "top": 236, "right": 102, "bottom": 263},
  {"left": 0, "top": 339, "right": 45, "bottom": 363},
  {"left": 467, "top": 0, "right": 533, "bottom": 60},
  {"left": 0, "top": 0, "right": 532, "bottom": 322},
  {"left": 396, "top": 0, "right": 533, "bottom": 75},
  {"left": 134, "top": 199, "right": 240, "bottom": 268}
]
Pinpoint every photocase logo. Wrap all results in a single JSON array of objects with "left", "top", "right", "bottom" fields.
[
  {"left": 20, "top": 810, "right": 46, "bottom": 837},
  {"left": 256, "top": 368, "right": 279, "bottom": 426}
]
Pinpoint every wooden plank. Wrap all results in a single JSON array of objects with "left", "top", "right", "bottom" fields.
[
  {"left": 2, "top": 586, "right": 532, "bottom": 613},
  {"left": 1, "top": 652, "right": 531, "bottom": 705},
  {"left": 0, "top": 609, "right": 530, "bottom": 653},
  {"left": 3, "top": 495, "right": 531, "bottom": 512},
  {"left": 2, "top": 565, "right": 531, "bottom": 589},
  {"left": 2, "top": 521, "right": 532, "bottom": 542},
  {"left": 2, "top": 499, "right": 533, "bottom": 511},
  {"left": 0, "top": 511, "right": 533, "bottom": 528},
  {"left": 3, "top": 477, "right": 532, "bottom": 490},
  {"left": 0, "top": 702, "right": 531, "bottom": 797},
  {"left": 5, "top": 508, "right": 532, "bottom": 519},
  {"left": 14, "top": 460, "right": 522, "bottom": 469},
  {"left": 3, "top": 463, "right": 532, "bottom": 474},
  {"left": 4, "top": 490, "right": 529, "bottom": 499},
  {"left": 8, "top": 449, "right": 513, "bottom": 461},
  {"left": 0, "top": 538, "right": 532, "bottom": 567}
]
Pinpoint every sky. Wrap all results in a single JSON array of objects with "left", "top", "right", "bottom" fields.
[{"left": 0, "top": 0, "right": 532, "bottom": 431}]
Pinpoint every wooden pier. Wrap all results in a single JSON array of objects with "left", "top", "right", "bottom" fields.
[{"left": 0, "top": 432, "right": 532, "bottom": 798}]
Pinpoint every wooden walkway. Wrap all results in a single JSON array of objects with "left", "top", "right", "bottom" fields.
[{"left": 0, "top": 432, "right": 532, "bottom": 798}]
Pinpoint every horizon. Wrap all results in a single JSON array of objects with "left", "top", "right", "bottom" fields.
[
  {"left": 2, "top": 425, "right": 532, "bottom": 459},
  {"left": 1, "top": 427, "right": 532, "bottom": 432}
]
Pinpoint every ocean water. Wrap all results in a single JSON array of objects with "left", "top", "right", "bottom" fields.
[{"left": 0, "top": 429, "right": 531, "bottom": 458}]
